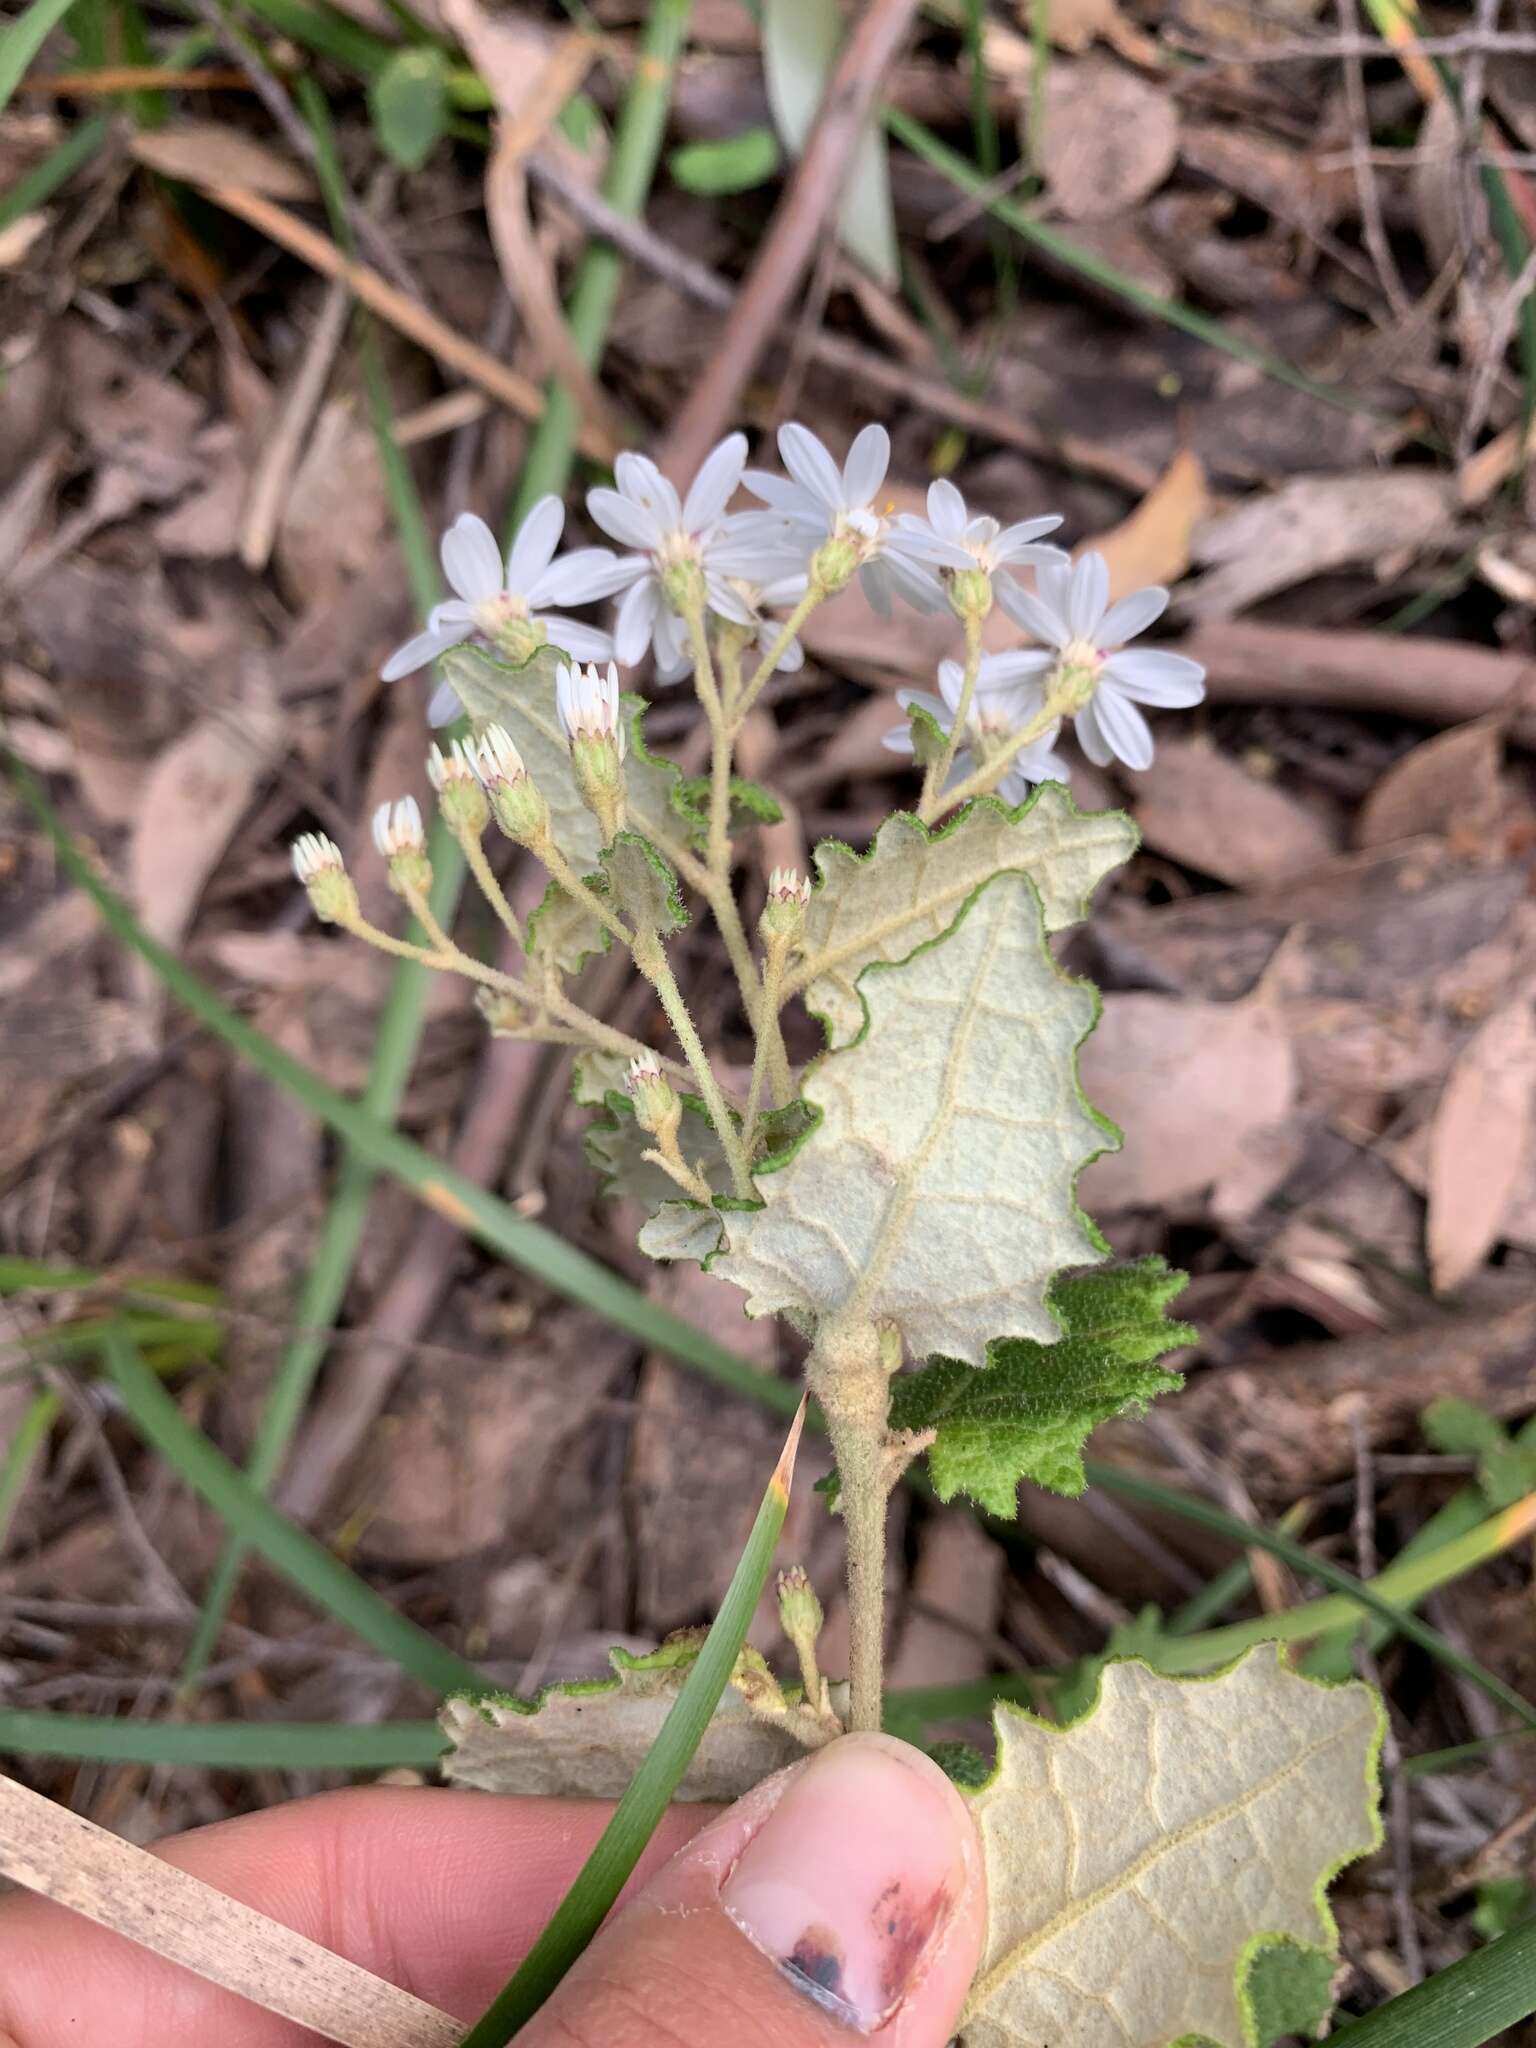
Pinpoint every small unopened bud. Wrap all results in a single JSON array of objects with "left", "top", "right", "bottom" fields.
[
  {"left": 776, "top": 1563, "right": 824, "bottom": 1646},
  {"left": 760, "top": 865, "right": 811, "bottom": 947},
  {"left": 427, "top": 739, "right": 490, "bottom": 837},
  {"left": 557, "top": 661, "right": 627, "bottom": 837},
  {"left": 372, "top": 796, "right": 432, "bottom": 898},
  {"left": 809, "top": 532, "right": 860, "bottom": 596},
  {"left": 626, "top": 1051, "right": 680, "bottom": 1145},
  {"left": 475, "top": 724, "right": 548, "bottom": 844},
  {"left": 291, "top": 833, "right": 357, "bottom": 924},
  {"left": 948, "top": 565, "right": 993, "bottom": 625},
  {"left": 476, "top": 984, "right": 533, "bottom": 1036}
]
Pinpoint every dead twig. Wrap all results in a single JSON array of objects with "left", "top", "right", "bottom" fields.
[{"left": 655, "top": 0, "right": 924, "bottom": 484}]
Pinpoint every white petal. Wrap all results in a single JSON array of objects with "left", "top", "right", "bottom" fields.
[
  {"left": 769, "top": 633, "right": 804, "bottom": 673},
  {"left": 533, "top": 547, "right": 646, "bottom": 606},
  {"left": 505, "top": 495, "right": 564, "bottom": 594},
  {"left": 881, "top": 550, "right": 948, "bottom": 614},
  {"left": 896, "top": 687, "right": 950, "bottom": 726},
  {"left": 542, "top": 615, "right": 616, "bottom": 661},
  {"left": 926, "top": 477, "right": 967, "bottom": 538},
  {"left": 1068, "top": 552, "right": 1110, "bottom": 639},
  {"left": 778, "top": 423, "right": 846, "bottom": 514},
  {"left": 703, "top": 571, "right": 756, "bottom": 626},
  {"left": 427, "top": 599, "right": 477, "bottom": 631},
  {"left": 1074, "top": 697, "right": 1115, "bottom": 768},
  {"left": 842, "top": 423, "right": 890, "bottom": 510},
  {"left": 1034, "top": 557, "right": 1075, "bottom": 627},
  {"left": 1097, "top": 585, "right": 1169, "bottom": 647},
  {"left": 682, "top": 432, "right": 747, "bottom": 532},
  {"left": 586, "top": 487, "right": 663, "bottom": 552},
  {"left": 993, "top": 514, "right": 1063, "bottom": 556},
  {"left": 653, "top": 602, "right": 689, "bottom": 671},
  {"left": 887, "top": 526, "right": 973, "bottom": 571},
  {"left": 981, "top": 648, "right": 1055, "bottom": 681},
  {"left": 1090, "top": 682, "right": 1155, "bottom": 769},
  {"left": 882, "top": 722, "right": 916, "bottom": 757},
  {"left": 614, "top": 452, "right": 682, "bottom": 533},
  {"left": 428, "top": 679, "right": 464, "bottom": 726},
  {"left": 742, "top": 471, "right": 820, "bottom": 522},
  {"left": 653, "top": 647, "right": 692, "bottom": 685},
  {"left": 440, "top": 513, "right": 504, "bottom": 604},
  {"left": 614, "top": 576, "right": 660, "bottom": 666},
  {"left": 859, "top": 557, "right": 894, "bottom": 615},
  {"left": 997, "top": 579, "right": 1070, "bottom": 648},
  {"left": 1102, "top": 648, "right": 1206, "bottom": 707},
  {"left": 381, "top": 620, "right": 469, "bottom": 681}
]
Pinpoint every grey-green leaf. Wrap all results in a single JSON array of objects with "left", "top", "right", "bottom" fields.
[
  {"left": 369, "top": 47, "right": 448, "bottom": 172},
  {"left": 762, "top": 0, "right": 897, "bottom": 286}
]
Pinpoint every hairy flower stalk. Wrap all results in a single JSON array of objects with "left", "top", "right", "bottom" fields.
[{"left": 342, "top": 428, "right": 1210, "bottom": 1743}]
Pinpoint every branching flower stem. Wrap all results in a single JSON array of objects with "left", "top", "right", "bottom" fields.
[
  {"left": 530, "top": 836, "right": 635, "bottom": 953},
  {"left": 808, "top": 1314, "right": 892, "bottom": 1734},
  {"left": 920, "top": 610, "right": 984, "bottom": 821},
  {"left": 631, "top": 926, "right": 754, "bottom": 1198},
  {"left": 454, "top": 828, "right": 524, "bottom": 951},
  {"left": 730, "top": 586, "right": 823, "bottom": 733},
  {"left": 930, "top": 696, "right": 1062, "bottom": 821}
]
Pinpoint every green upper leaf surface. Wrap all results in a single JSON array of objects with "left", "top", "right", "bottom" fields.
[
  {"left": 715, "top": 870, "right": 1116, "bottom": 1362},
  {"left": 962, "top": 1650, "right": 1384, "bottom": 2048},
  {"left": 890, "top": 1261, "right": 1192, "bottom": 1511},
  {"left": 600, "top": 831, "right": 687, "bottom": 937},
  {"left": 795, "top": 786, "right": 1136, "bottom": 1050}
]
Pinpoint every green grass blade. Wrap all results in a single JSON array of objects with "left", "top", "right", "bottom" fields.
[
  {"left": 459, "top": 1403, "right": 805, "bottom": 2048},
  {"left": 1320, "top": 1918, "right": 1536, "bottom": 2048},
  {"left": 0, "top": 0, "right": 80, "bottom": 111},
  {"left": 0, "top": 1390, "right": 59, "bottom": 1549},
  {"left": 1089, "top": 1461, "right": 1536, "bottom": 1728},
  {"left": 2, "top": 1312, "right": 222, "bottom": 1370},
  {"left": 103, "top": 1330, "right": 479, "bottom": 1695},
  {"left": 0, "top": 1255, "right": 219, "bottom": 1306},
  {"left": 0, "top": 110, "right": 109, "bottom": 231},
  {"left": 0, "top": 1709, "right": 446, "bottom": 1770},
  {"left": 885, "top": 106, "right": 1389, "bottom": 423},
  {"left": 1404, "top": 1727, "right": 1536, "bottom": 1777}
]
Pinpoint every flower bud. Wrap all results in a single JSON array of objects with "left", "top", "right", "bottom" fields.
[
  {"left": 760, "top": 865, "right": 811, "bottom": 948},
  {"left": 372, "top": 796, "right": 432, "bottom": 898},
  {"left": 776, "top": 1563, "right": 824, "bottom": 1654},
  {"left": 427, "top": 739, "right": 490, "bottom": 838},
  {"left": 474, "top": 724, "right": 548, "bottom": 845},
  {"left": 557, "top": 661, "right": 627, "bottom": 837},
  {"left": 291, "top": 833, "right": 358, "bottom": 925},
  {"left": 626, "top": 1050, "right": 681, "bottom": 1147}
]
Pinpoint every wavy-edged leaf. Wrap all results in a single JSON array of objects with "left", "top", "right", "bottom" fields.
[
  {"left": 715, "top": 872, "right": 1114, "bottom": 1362},
  {"left": 889, "top": 1261, "right": 1192, "bottom": 1511},
  {"left": 440, "top": 1641, "right": 820, "bottom": 1802},
  {"left": 572, "top": 1048, "right": 630, "bottom": 1107},
  {"left": 639, "top": 1200, "right": 732, "bottom": 1264},
  {"left": 586, "top": 1092, "right": 729, "bottom": 1214},
  {"left": 795, "top": 787, "right": 1136, "bottom": 1049},
  {"left": 526, "top": 878, "right": 610, "bottom": 978},
  {"left": 677, "top": 772, "right": 785, "bottom": 837},
  {"left": 438, "top": 650, "right": 694, "bottom": 873},
  {"left": 599, "top": 830, "right": 687, "bottom": 936},
  {"left": 962, "top": 1650, "right": 1384, "bottom": 2048}
]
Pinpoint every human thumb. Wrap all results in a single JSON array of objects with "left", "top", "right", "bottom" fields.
[{"left": 518, "top": 1733, "right": 986, "bottom": 2048}]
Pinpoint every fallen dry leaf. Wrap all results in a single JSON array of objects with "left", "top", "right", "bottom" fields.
[
  {"left": 1185, "top": 472, "right": 1452, "bottom": 619},
  {"left": 274, "top": 397, "right": 389, "bottom": 611},
  {"left": 1426, "top": 983, "right": 1536, "bottom": 1294},
  {"left": 127, "top": 663, "right": 285, "bottom": 1005},
  {"left": 1132, "top": 736, "right": 1337, "bottom": 886},
  {"left": 0, "top": 210, "right": 48, "bottom": 271},
  {"left": 1036, "top": 56, "right": 1179, "bottom": 220},
  {"left": 1083, "top": 448, "right": 1210, "bottom": 597},
  {"left": 1356, "top": 718, "right": 1507, "bottom": 850},
  {"left": 131, "top": 122, "right": 314, "bottom": 199},
  {"left": 1078, "top": 982, "right": 1298, "bottom": 1221}
]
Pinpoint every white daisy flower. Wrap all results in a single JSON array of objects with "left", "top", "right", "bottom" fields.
[
  {"left": 586, "top": 436, "right": 790, "bottom": 678},
  {"left": 888, "top": 478, "right": 1065, "bottom": 581},
  {"left": 742, "top": 422, "right": 945, "bottom": 615},
  {"left": 654, "top": 570, "right": 810, "bottom": 685},
  {"left": 997, "top": 551, "right": 1205, "bottom": 772},
  {"left": 883, "top": 653, "right": 1070, "bottom": 803},
  {"left": 556, "top": 659, "right": 625, "bottom": 754},
  {"left": 382, "top": 500, "right": 632, "bottom": 710}
]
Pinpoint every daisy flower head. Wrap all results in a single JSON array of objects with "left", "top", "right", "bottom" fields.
[
  {"left": 742, "top": 423, "right": 945, "bottom": 616},
  {"left": 586, "top": 435, "right": 788, "bottom": 678},
  {"left": 291, "top": 832, "right": 357, "bottom": 924},
  {"left": 383, "top": 501, "right": 632, "bottom": 723},
  {"left": 555, "top": 660, "right": 625, "bottom": 754},
  {"left": 888, "top": 478, "right": 1066, "bottom": 589},
  {"left": 996, "top": 551, "right": 1205, "bottom": 772},
  {"left": 883, "top": 652, "right": 1071, "bottom": 804}
]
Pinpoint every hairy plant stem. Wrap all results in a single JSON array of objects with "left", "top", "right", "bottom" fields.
[
  {"left": 930, "top": 694, "right": 1061, "bottom": 820},
  {"left": 682, "top": 598, "right": 735, "bottom": 900},
  {"left": 809, "top": 1316, "right": 892, "bottom": 1734},
  {"left": 744, "top": 949, "right": 791, "bottom": 1145},
  {"left": 531, "top": 835, "right": 635, "bottom": 952},
  {"left": 456, "top": 827, "right": 524, "bottom": 950},
  {"left": 631, "top": 927, "right": 754, "bottom": 1197},
  {"left": 920, "top": 609, "right": 985, "bottom": 822},
  {"left": 731, "top": 586, "right": 823, "bottom": 731}
]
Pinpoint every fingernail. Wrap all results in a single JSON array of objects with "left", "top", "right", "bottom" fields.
[{"left": 720, "top": 1733, "right": 973, "bottom": 2031}]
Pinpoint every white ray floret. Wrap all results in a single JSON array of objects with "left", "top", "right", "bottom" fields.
[
  {"left": 291, "top": 832, "right": 344, "bottom": 884},
  {"left": 556, "top": 660, "right": 626, "bottom": 754},
  {"left": 371, "top": 795, "right": 426, "bottom": 859},
  {"left": 997, "top": 550, "right": 1206, "bottom": 772},
  {"left": 888, "top": 478, "right": 1066, "bottom": 581}
]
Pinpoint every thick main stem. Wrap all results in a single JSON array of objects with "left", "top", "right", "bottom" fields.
[{"left": 809, "top": 1316, "right": 892, "bottom": 1734}]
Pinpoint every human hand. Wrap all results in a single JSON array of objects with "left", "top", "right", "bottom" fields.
[{"left": 0, "top": 1733, "right": 984, "bottom": 2046}]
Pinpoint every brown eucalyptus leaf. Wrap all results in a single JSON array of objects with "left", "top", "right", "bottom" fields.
[{"left": 1426, "top": 985, "right": 1536, "bottom": 1294}]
